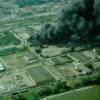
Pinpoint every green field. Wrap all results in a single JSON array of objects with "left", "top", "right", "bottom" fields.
[
  {"left": 0, "top": 31, "right": 20, "bottom": 46},
  {"left": 46, "top": 85, "right": 100, "bottom": 100}
]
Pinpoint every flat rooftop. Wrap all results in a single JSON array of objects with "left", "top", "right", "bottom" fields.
[{"left": 67, "top": 52, "right": 89, "bottom": 63}]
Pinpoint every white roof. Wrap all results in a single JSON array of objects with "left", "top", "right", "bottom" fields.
[
  {"left": 42, "top": 46, "right": 66, "bottom": 57},
  {"left": 0, "top": 63, "right": 4, "bottom": 71}
]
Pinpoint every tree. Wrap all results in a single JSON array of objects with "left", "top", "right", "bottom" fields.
[
  {"left": 18, "top": 95, "right": 26, "bottom": 100},
  {"left": 11, "top": 95, "right": 19, "bottom": 100}
]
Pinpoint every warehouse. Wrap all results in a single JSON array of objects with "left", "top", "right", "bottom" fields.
[{"left": 67, "top": 52, "right": 89, "bottom": 63}]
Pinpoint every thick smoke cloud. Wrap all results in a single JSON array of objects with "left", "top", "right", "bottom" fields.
[{"left": 29, "top": 0, "right": 100, "bottom": 45}]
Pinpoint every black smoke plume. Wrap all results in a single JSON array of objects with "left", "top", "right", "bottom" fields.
[{"left": 28, "top": 0, "right": 100, "bottom": 45}]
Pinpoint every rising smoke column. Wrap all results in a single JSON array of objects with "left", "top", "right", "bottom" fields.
[{"left": 29, "top": 0, "right": 100, "bottom": 45}]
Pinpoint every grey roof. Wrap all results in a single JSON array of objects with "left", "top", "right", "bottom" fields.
[{"left": 67, "top": 52, "right": 89, "bottom": 62}]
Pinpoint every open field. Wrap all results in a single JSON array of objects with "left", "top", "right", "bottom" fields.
[
  {"left": 27, "top": 66, "right": 55, "bottom": 85},
  {"left": 44, "top": 86, "right": 100, "bottom": 100},
  {"left": 0, "top": 31, "right": 20, "bottom": 46},
  {"left": 1, "top": 50, "right": 31, "bottom": 69}
]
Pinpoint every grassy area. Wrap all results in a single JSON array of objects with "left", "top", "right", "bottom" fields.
[
  {"left": 46, "top": 85, "right": 100, "bottom": 100},
  {"left": 0, "top": 46, "right": 24, "bottom": 56},
  {"left": 0, "top": 31, "right": 20, "bottom": 46},
  {"left": 0, "top": 91, "right": 39, "bottom": 100}
]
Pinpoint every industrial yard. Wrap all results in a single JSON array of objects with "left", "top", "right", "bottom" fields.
[{"left": 0, "top": 0, "right": 99, "bottom": 100}]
